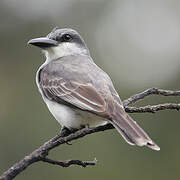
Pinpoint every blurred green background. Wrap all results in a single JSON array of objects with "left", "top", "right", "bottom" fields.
[{"left": 1, "top": 0, "right": 180, "bottom": 179}]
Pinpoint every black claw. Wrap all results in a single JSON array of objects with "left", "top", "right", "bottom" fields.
[
  {"left": 59, "top": 126, "right": 79, "bottom": 137},
  {"left": 66, "top": 142, "right": 72, "bottom": 145},
  {"left": 59, "top": 126, "right": 72, "bottom": 137}
]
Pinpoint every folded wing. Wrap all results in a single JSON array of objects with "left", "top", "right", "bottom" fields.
[{"left": 39, "top": 71, "right": 107, "bottom": 114}]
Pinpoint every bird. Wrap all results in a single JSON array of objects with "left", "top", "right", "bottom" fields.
[{"left": 28, "top": 27, "right": 160, "bottom": 151}]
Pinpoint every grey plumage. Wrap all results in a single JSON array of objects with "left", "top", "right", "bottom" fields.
[{"left": 29, "top": 28, "right": 160, "bottom": 151}]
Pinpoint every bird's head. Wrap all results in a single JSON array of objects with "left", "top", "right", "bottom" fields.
[{"left": 28, "top": 28, "right": 89, "bottom": 60}]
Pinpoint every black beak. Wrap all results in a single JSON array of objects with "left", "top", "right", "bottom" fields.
[{"left": 28, "top": 37, "right": 58, "bottom": 48}]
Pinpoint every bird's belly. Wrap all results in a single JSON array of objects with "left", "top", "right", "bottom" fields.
[{"left": 44, "top": 98, "right": 107, "bottom": 129}]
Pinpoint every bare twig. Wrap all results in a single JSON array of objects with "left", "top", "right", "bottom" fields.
[
  {"left": 125, "top": 103, "right": 180, "bottom": 113},
  {"left": 123, "top": 88, "right": 180, "bottom": 106},
  {"left": 41, "top": 157, "right": 97, "bottom": 167},
  {"left": 0, "top": 88, "right": 180, "bottom": 180}
]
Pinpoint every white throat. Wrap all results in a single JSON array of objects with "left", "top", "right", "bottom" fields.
[{"left": 44, "top": 42, "right": 89, "bottom": 62}]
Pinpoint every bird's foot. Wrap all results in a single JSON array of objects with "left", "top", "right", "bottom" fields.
[
  {"left": 59, "top": 126, "right": 80, "bottom": 145},
  {"left": 59, "top": 126, "right": 73, "bottom": 137}
]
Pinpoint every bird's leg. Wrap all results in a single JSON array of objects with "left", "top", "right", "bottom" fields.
[
  {"left": 59, "top": 126, "right": 73, "bottom": 137},
  {"left": 86, "top": 124, "right": 90, "bottom": 129},
  {"left": 60, "top": 126, "right": 82, "bottom": 145}
]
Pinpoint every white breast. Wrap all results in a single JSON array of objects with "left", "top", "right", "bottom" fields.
[{"left": 44, "top": 98, "right": 107, "bottom": 129}]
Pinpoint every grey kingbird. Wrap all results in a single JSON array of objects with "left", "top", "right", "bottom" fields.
[{"left": 28, "top": 28, "right": 160, "bottom": 151}]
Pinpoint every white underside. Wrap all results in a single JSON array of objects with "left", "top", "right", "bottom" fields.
[
  {"left": 43, "top": 42, "right": 89, "bottom": 62},
  {"left": 44, "top": 98, "right": 108, "bottom": 129}
]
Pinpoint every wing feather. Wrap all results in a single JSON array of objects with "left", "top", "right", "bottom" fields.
[{"left": 40, "top": 77, "right": 106, "bottom": 113}]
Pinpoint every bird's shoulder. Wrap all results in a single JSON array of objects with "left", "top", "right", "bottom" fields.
[
  {"left": 41, "top": 55, "right": 90, "bottom": 76},
  {"left": 39, "top": 55, "right": 123, "bottom": 106},
  {"left": 39, "top": 55, "right": 108, "bottom": 83}
]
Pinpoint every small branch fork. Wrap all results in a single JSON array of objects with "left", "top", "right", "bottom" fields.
[
  {"left": 0, "top": 88, "right": 180, "bottom": 180},
  {"left": 123, "top": 87, "right": 180, "bottom": 106}
]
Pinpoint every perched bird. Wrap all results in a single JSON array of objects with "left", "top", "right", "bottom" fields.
[{"left": 28, "top": 28, "right": 160, "bottom": 151}]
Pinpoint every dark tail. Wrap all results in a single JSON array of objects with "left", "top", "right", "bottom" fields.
[{"left": 111, "top": 104, "right": 160, "bottom": 151}]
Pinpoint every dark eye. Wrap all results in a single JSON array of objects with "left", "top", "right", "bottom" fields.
[{"left": 62, "top": 34, "right": 72, "bottom": 42}]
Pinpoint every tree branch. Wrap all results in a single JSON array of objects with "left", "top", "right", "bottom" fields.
[
  {"left": 0, "top": 88, "right": 180, "bottom": 180},
  {"left": 0, "top": 124, "right": 114, "bottom": 180}
]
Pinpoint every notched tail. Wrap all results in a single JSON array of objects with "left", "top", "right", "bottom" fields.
[{"left": 111, "top": 104, "right": 160, "bottom": 151}]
